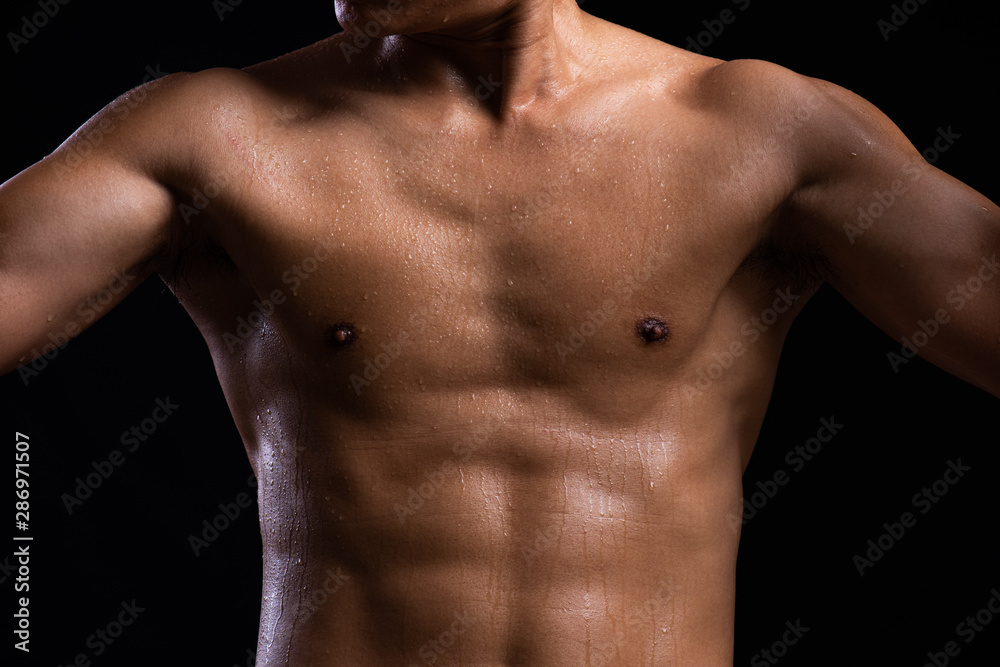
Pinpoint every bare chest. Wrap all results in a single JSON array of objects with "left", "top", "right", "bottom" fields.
[{"left": 178, "top": 107, "right": 786, "bottom": 406}]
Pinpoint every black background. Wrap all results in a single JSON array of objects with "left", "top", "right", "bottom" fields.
[{"left": 2, "top": 0, "right": 998, "bottom": 665}]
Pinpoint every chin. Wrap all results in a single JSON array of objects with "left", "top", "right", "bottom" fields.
[{"left": 335, "top": 0, "right": 409, "bottom": 34}]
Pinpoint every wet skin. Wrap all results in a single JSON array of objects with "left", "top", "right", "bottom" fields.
[{"left": 1, "top": 0, "right": 999, "bottom": 664}]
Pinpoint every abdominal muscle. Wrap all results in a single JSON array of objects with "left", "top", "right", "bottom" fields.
[
  {"left": 171, "top": 60, "right": 792, "bottom": 662},
  {"left": 241, "top": 368, "right": 745, "bottom": 667}
]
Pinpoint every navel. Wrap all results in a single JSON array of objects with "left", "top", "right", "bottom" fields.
[
  {"left": 326, "top": 322, "right": 358, "bottom": 348},
  {"left": 636, "top": 317, "right": 670, "bottom": 344}
]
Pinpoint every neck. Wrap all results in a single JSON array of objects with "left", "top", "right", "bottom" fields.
[{"left": 379, "top": 0, "right": 587, "bottom": 121}]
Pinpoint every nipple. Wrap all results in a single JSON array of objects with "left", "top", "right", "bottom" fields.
[
  {"left": 636, "top": 317, "right": 669, "bottom": 344},
  {"left": 326, "top": 323, "right": 358, "bottom": 347}
]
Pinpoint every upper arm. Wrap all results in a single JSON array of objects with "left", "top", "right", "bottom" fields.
[
  {"left": 0, "top": 68, "right": 250, "bottom": 377},
  {"left": 773, "top": 68, "right": 1000, "bottom": 396},
  {"left": 0, "top": 146, "right": 172, "bottom": 375}
]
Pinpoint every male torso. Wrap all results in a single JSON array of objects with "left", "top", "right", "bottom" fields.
[
  {"left": 5, "top": 1, "right": 999, "bottom": 664},
  {"left": 157, "top": 11, "right": 823, "bottom": 663}
]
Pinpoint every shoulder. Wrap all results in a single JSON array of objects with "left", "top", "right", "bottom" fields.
[
  {"left": 241, "top": 34, "right": 368, "bottom": 97},
  {"left": 681, "top": 58, "right": 928, "bottom": 287},
  {"left": 690, "top": 58, "right": 922, "bottom": 182},
  {"left": 57, "top": 67, "right": 276, "bottom": 181},
  {"left": 690, "top": 58, "right": 836, "bottom": 134},
  {"left": 78, "top": 67, "right": 263, "bottom": 144}
]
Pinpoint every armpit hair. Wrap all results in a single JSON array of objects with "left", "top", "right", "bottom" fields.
[
  {"left": 736, "top": 221, "right": 833, "bottom": 294},
  {"left": 150, "top": 208, "right": 240, "bottom": 290}
]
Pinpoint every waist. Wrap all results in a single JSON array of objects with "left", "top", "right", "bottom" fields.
[
  {"left": 251, "top": 409, "right": 743, "bottom": 665},
  {"left": 259, "top": 550, "right": 737, "bottom": 666}
]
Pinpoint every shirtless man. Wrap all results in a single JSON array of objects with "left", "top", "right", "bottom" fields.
[{"left": 2, "top": 0, "right": 998, "bottom": 664}]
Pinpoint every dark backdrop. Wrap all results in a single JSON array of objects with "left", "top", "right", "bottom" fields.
[{"left": 2, "top": 1, "right": 998, "bottom": 665}]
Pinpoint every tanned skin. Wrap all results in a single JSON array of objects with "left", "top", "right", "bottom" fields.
[{"left": 2, "top": 0, "right": 998, "bottom": 664}]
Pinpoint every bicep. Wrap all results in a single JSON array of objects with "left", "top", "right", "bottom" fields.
[
  {"left": 785, "top": 89, "right": 1000, "bottom": 396},
  {"left": 0, "top": 143, "right": 176, "bottom": 375}
]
